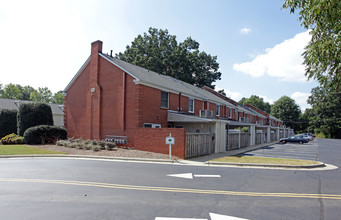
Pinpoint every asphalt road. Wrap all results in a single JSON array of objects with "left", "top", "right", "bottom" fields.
[{"left": 0, "top": 138, "right": 340, "bottom": 220}]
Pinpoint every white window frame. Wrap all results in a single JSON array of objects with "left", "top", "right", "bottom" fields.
[
  {"left": 188, "top": 98, "right": 194, "bottom": 113},
  {"left": 161, "top": 91, "right": 169, "bottom": 109}
]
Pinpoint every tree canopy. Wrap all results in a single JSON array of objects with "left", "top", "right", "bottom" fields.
[
  {"left": 0, "top": 83, "right": 64, "bottom": 104},
  {"left": 117, "top": 27, "right": 222, "bottom": 88},
  {"left": 271, "top": 96, "right": 301, "bottom": 129},
  {"left": 307, "top": 86, "right": 341, "bottom": 138},
  {"left": 282, "top": 0, "right": 341, "bottom": 88},
  {"left": 239, "top": 95, "right": 271, "bottom": 113}
]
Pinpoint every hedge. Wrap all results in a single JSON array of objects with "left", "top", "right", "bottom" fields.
[
  {"left": 0, "top": 109, "right": 17, "bottom": 139},
  {"left": 17, "top": 103, "right": 53, "bottom": 136},
  {"left": 23, "top": 125, "right": 67, "bottom": 145}
]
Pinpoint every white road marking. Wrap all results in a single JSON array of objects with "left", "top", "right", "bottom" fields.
[
  {"left": 167, "top": 173, "right": 221, "bottom": 179},
  {"left": 210, "top": 212, "right": 249, "bottom": 220},
  {"left": 194, "top": 175, "right": 221, "bottom": 178},
  {"left": 155, "top": 213, "right": 248, "bottom": 220}
]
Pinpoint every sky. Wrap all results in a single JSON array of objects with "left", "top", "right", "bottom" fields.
[{"left": 0, "top": 0, "right": 319, "bottom": 111}]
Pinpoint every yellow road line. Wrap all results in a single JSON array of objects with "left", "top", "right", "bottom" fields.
[{"left": 0, "top": 178, "right": 340, "bottom": 200}]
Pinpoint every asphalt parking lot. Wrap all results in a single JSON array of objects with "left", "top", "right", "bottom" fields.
[{"left": 242, "top": 139, "right": 320, "bottom": 161}]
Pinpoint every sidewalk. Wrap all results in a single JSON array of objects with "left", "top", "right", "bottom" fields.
[{"left": 186, "top": 141, "right": 279, "bottom": 163}]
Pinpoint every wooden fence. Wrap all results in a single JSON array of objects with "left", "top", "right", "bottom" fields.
[
  {"left": 255, "top": 132, "right": 264, "bottom": 145},
  {"left": 185, "top": 133, "right": 214, "bottom": 158},
  {"left": 227, "top": 133, "right": 239, "bottom": 150},
  {"left": 227, "top": 131, "right": 250, "bottom": 150}
]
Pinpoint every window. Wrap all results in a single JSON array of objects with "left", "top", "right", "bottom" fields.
[
  {"left": 144, "top": 123, "right": 161, "bottom": 128},
  {"left": 161, "top": 91, "right": 169, "bottom": 108},
  {"left": 229, "top": 108, "right": 232, "bottom": 118},
  {"left": 188, "top": 98, "right": 194, "bottom": 113},
  {"left": 216, "top": 105, "right": 220, "bottom": 116}
]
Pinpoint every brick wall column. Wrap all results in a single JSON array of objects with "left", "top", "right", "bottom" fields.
[{"left": 89, "top": 40, "right": 102, "bottom": 140}]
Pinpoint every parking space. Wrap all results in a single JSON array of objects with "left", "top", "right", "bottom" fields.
[{"left": 242, "top": 140, "right": 319, "bottom": 161}]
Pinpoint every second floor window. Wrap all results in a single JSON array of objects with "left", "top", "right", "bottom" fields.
[
  {"left": 161, "top": 91, "right": 169, "bottom": 108},
  {"left": 189, "top": 98, "right": 194, "bottom": 113},
  {"left": 216, "top": 105, "right": 220, "bottom": 116}
]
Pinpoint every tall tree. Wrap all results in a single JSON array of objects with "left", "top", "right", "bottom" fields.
[
  {"left": 53, "top": 91, "right": 64, "bottom": 104},
  {"left": 307, "top": 86, "right": 341, "bottom": 138},
  {"left": 271, "top": 96, "right": 301, "bottom": 129},
  {"left": 30, "top": 87, "right": 53, "bottom": 103},
  {"left": 282, "top": 0, "right": 341, "bottom": 88},
  {"left": 1, "top": 83, "right": 23, "bottom": 99},
  {"left": 117, "top": 27, "right": 221, "bottom": 88},
  {"left": 20, "top": 85, "right": 36, "bottom": 100},
  {"left": 239, "top": 95, "right": 271, "bottom": 113}
]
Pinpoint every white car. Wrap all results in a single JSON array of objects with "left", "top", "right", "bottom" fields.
[{"left": 299, "top": 133, "right": 313, "bottom": 141}]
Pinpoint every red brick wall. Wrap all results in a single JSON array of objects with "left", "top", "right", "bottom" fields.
[
  {"left": 194, "top": 99, "right": 203, "bottom": 115},
  {"left": 65, "top": 63, "right": 92, "bottom": 139},
  {"left": 137, "top": 85, "right": 168, "bottom": 128},
  {"left": 134, "top": 128, "right": 186, "bottom": 159}
]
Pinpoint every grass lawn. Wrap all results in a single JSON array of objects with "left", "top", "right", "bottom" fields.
[
  {"left": 210, "top": 155, "right": 319, "bottom": 165},
  {"left": 0, "top": 145, "right": 66, "bottom": 155}
]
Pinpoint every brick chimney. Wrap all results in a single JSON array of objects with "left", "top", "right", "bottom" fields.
[{"left": 89, "top": 40, "right": 103, "bottom": 140}]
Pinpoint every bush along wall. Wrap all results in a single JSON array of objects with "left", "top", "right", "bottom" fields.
[
  {"left": 24, "top": 125, "right": 67, "bottom": 145},
  {"left": 0, "top": 109, "right": 17, "bottom": 139},
  {"left": 17, "top": 103, "right": 53, "bottom": 136}
]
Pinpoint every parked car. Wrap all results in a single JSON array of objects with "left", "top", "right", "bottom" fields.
[
  {"left": 299, "top": 133, "right": 314, "bottom": 141},
  {"left": 279, "top": 136, "right": 309, "bottom": 144}
]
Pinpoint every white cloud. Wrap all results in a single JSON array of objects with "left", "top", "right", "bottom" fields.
[
  {"left": 240, "top": 28, "right": 251, "bottom": 34},
  {"left": 291, "top": 92, "right": 311, "bottom": 112},
  {"left": 257, "top": 95, "right": 274, "bottom": 104},
  {"left": 233, "top": 31, "right": 311, "bottom": 82},
  {"left": 214, "top": 87, "right": 243, "bottom": 101}
]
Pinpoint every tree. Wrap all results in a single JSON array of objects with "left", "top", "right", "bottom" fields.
[
  {"left": 1, "top": 83, "right": 23, "bottom": 99},
  {"left": 117, "top": 27, "right": 222, "bottom": 88},
  {"left": 21, "top": 85, "right": 36, "bottom": 100},
  {"left": 239, "top": 95, "right": 271, "bottom": 113},
  {"left": 271, "top": 96, "right": 301, "bottom": 129},
  {"left": 282, "top": 0, "right": 341, "bottom": 88},
  {"left": 30, "top": 87, "right": 53, "bottom": 103},
  {"left": 218, "top": 89, "right": 226, "bottom": 96},
  {"left": 307, "top": 86, "right": 341, "bottom": 138},
  {"left": 53, "top": 91, "right": 64, "bottom": 104}
]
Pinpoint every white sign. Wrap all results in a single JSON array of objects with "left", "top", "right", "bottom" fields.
[{"left": 165, "top": 136, "right": 175, "bottom": 145}]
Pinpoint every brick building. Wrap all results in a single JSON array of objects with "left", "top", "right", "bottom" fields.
[{"left": 64, "top": 40, "right": 292, "bottom": 159}]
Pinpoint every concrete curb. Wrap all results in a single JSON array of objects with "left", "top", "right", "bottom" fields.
[
  {"left": 206, "top": 161, "right": 326, "bottom": 169},
  {"left": 0, "top": 155, "right": 327, "bottom": 169},
  {"left": 0, "top": 154, "right": 175, "bottom": 164}
]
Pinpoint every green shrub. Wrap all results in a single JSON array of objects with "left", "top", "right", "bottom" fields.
[
  {"left": 98, "top": 140, "right": 106, "bottom": 150},
  {"left": 0, "top": 133, "right": 25, "bottom": 145},
  {"left": 23, "top": 125, "right": 67, "bottom": 145},
  {"left": 106, "top": 142, "right": 116, "bottom": 150},
  {"left": 17, "top": 103, "right": 53, "bottom": 136},
  {"left": 0, "top": 109, "right": 18, "bottom": 139},
  {"left": 92, "top": 145, "right": 100, "bottom": 151}
]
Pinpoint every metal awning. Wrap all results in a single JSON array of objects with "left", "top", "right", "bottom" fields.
[{"left": 168, "top": 111, "right": 213, "bottom": 123}]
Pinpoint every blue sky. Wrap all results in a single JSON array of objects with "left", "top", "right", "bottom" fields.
[{"left": 0, "top": 0, "right": 319, "bottom": 111}]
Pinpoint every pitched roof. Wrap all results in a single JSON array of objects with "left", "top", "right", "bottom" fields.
[
  {"left": 99, "top": 53, "right": 236, "bottom": 108},
  {"left": 0, "top": 98, "right": 64, "bottom": 115}
]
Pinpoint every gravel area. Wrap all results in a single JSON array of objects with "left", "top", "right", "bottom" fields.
[{"left": 27, "top": 144, "right": 179, "bottom": 160}]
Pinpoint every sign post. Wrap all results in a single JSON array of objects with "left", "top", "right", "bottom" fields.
[{"left": 165, "top": 133, "right": 175, "bottom": 160}]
